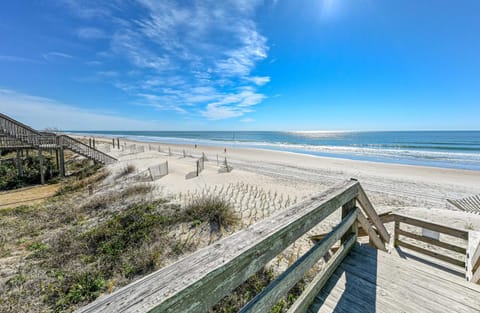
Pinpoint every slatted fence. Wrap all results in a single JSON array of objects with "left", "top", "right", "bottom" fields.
[{"left": 149, "top": 161, "right": 169, "bottom": 180}]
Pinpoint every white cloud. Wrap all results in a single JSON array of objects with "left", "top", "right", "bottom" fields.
[
  {"left": 0, "top": 88, "right": 159, "bottom": 130},
  {"left": 201, "top": 87, "right": 265, "bottom": 120},
  {"left": 248, "top": 76, "right": 271, "bottom": 86},
  {"left": 0, "top": 55, "right": 39, "bottom": 63},
  {"left": 77, "top": 27, "right": 107, "bottom": 40},
  {"left": 59, "top": 0, "right": 271, "bottom": 120},
  {"left": 43, "top": 52, "right": 74, "bottom": 61}
]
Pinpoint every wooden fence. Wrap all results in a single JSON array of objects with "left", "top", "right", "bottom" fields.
[
  {"left": 149, "top": 161, "right": 169, "bottom": 180},
  {"left": 196, "top": 156, "right": 205, "bottom": 176},
  {"left": 76, "top": 179, "right": 390, "bottom": 313}
]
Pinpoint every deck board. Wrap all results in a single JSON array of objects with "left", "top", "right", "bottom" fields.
[{"left": 308, "top": 244, "right": 480, "bottom": 313}]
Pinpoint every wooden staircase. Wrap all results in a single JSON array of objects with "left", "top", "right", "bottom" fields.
[{"left": 0, "top": 113, "right": 116, "bottom": 165}]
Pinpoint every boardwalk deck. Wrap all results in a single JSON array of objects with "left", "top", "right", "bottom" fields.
[{"left": 308, "top": 244, "right": 480, "bottom": 313}]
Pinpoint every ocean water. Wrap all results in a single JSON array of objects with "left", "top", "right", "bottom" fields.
[{"left": 70, "top": 130, "right": 480, "bottom": 171}]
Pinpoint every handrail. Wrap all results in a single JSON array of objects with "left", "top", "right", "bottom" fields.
[
  {"left": 385, "top": 213, "right": 468, "bottom": 268},
  {"left": 0, "top": 113, "right": 117, "bottom": 165},
  {"left": 467, "top": 233, "right": 480, "bottom": 283},
  {"left": 239, "top": 209, "right": 358, "bottom": 312},
  {"left": 76, "top": 179, "right": 367, "bottom": 313},
  {"left": 0, "top": 112, "right": 41, "bottom": 134},
  {"left": 58, "top": 135, "right": 117, "bottom": 164}
]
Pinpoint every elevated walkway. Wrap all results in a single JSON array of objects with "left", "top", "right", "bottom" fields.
[
  {"left": 308, "top": 244, "right": 480, "bottom": 313},
  {"left": 0, "top": 113, "right": 116, "bottom": 165}
]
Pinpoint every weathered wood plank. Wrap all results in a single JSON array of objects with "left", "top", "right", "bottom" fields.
[
  {"left": 394, "top": 214, "right": 468, "bottom": 240},
  {"left": 288, "top": 235, "right": 356, "bottom": 313},
  {"left": 355, "top": 184, "right": 390, "bottom": 243},
  {"left": 396, "top": 239, "right": 465, "bottom": 268},
  {"left": 344, "top": 248, "right": 480, "bottom": 310},
  {"left": 397, "top": 228, "right": 466, "bottom": 254},
  {"left": 350, "top": 245, "right": 480, "bottom": 293},
  {"left": 76, "top": 180, "right": 360, "bottom": 313},
  {"left": 356, "top": 211, "right": 386, "bottom": 251},
  {"left": 467, "top": 231, "right": 480, "bottom": 283},
  {"left": 378, "top": 211, "right": 395, "bottom": 223},
  {"left": 239, "top": 209, "right": 358, "bottom": 313}
]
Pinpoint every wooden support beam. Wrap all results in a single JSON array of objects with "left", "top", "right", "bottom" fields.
[
  {"left": 356, "top": 183, "right": 390, "bottom": 244},
  {"left": 357, "top": 211, "right": 387, "bottom": 251},
  {"left": 16, "top": 149, "right": 23, "bottom": 176},
  {"left": 59, "top": 147, "right": 65, "bottom": 177},
  {"left": 38, "top": 148, "right": 45, "bottom": 184},
  {"left": 394, "top": 220, "right": 400, "bottom": 247}
]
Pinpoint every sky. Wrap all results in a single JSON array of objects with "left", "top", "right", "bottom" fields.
[{"left": 0, "top": 0, "right": 479, "bottom": 131}]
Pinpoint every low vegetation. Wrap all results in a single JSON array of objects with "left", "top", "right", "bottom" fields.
[
  {"left": 184, "top": 195, "right": 239, "bottom": 230},
  {"left": 211, "top": 268, "right": 306, "bottom": 313},
  {"left": 0, "top": 164, "right": 246, "bottom": 312},
  {"left": 0, "top": 155, "right": 57, "bottom": 191}
]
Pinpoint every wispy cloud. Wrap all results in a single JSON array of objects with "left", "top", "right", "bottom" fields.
[
  {"left": 0, "top": 55, "right": 39, "bottom": 63},
  {"left": 0, "top": 88, "right": 159, "bottom": 130},
  {"left": 248, "top": 76, "right": 271, "bottom": 86},
  {"left": 43, "top": 52, "right": 74, "bottom": 61},
  {"left": 64, "top": 0, "right": 270, "bottom": 120},
  {"left": 77, "top": 27, "right": 107, "bottom": 40}
]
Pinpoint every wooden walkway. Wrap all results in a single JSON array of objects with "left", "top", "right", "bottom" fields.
[{"left": 308, "top": 244, "right": 480, "bottom": 313}]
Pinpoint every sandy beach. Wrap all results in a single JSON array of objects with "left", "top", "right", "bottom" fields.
[{"left": 80, "top": 136, "right": 480, "bottom": 255}]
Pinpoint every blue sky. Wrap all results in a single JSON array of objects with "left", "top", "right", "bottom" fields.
[{"left": 0, "top": 0, "right": 479, "bottom": 130}]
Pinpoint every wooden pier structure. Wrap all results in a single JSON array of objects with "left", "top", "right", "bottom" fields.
[
  {"left": 76, "top": 179, "right": 480, "bottom": 313},
  {"left": 0, "top": 113, "right": 116, "bottom": 183}
]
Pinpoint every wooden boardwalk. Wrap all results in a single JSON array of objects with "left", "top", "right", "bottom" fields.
[{"left": 308, "top": 244, "right": 480, "bottom": 313}]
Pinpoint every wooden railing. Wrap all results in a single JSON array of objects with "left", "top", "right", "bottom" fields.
[
  {"left": 77, "top": 179, "right": 390, "bottom": 313},
  {"left": 378, "top": 213, "right": 469, "bottom": 268},
  {"left": 467, "top": 232, "right": 480, "bottom": 284},
  {"left": 58, "top": 135, "right": 117, "bottom": 165},
  {"left": 1, "top": 113, "right": 116, "bottom": 165},
  {"left": 0, "top": 112, "right": 56, "bottom": 147}
]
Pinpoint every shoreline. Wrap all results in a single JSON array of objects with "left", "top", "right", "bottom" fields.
[
  {"left": 78, "top": 134, "right": 480, "bottom": 199},
  {"left": 67, "top": 131, "right": 480, "bottom": 172}
]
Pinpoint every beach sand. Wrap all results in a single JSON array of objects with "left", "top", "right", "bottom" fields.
[{"left": 81, "top": 136, "right": 480, "bottom": 272}]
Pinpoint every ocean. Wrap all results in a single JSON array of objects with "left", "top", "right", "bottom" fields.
[{"left": 69, "top": 130, "right": 480, "bottom": 171}]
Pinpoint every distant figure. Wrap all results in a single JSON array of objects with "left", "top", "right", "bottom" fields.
[
  {"left": 195, "top": 144, "right": 197, "bottom": 149},
  {"left": 224, "top": 147, "right": 227, "bottom": 153}
]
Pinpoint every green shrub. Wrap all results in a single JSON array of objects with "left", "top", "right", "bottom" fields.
[
  {"left": 50, "top": 270, "right": 105, "bottom": 312},
  {"left": 184, "top": 196, "right": 238, "bottom": 230},
  {"left": 82, "top": 202, "right": 169, "bottom": 269},
  {"left": 0, "top": 156, "right": 57, "bottom": 191}
]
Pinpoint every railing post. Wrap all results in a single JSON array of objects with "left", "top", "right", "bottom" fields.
[
  {"left": 394, "top": 220, "right": 400, "bottom": 247},
  {"left": 342, "top": 198, "right": 357, "bottom": 243}
]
